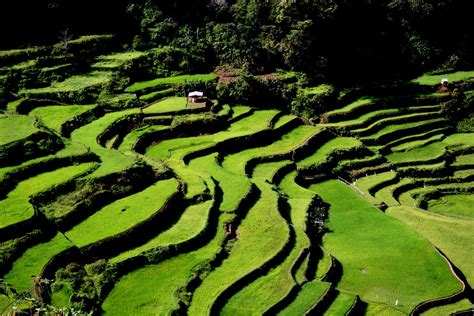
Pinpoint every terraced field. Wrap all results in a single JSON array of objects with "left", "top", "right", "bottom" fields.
[{"left": 1, "top": 59, "right": 473, "bottom": 316}]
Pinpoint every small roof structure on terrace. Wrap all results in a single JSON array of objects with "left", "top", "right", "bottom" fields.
[{"left": 188, "top": 91, "right": 204, "bottom": 97}]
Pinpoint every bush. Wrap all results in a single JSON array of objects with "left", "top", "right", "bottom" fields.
[
  {"left": 290, "top": 84, "right": 338, "bottom": 123},
  {"left": 216, "top": 74, "right": 296, "bottom": 108}
]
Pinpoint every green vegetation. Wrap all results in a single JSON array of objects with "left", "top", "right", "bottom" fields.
[
  {"left": 102, "top": 213, "right": 231, "bottom": 315},
  {"left": 386, "top": 206, "right": 474, "bottom": 286},
  {"left": 411, "top": 70, "right": 474, "bottom": 85},
  {"left": 4, "top": 233, "right": 71, "bottom": 291},
  {"left": 30, "top": 105, "right": 95, "bottom": 132},
  {"left": 0, "top": 163, "right": 95, "bottom": 228},
  {"left": 309, "top": 180, "right": 460, "bottom": 312},
  {"left": 65, "top": 178, "right": 178, "bottom": 247},
  {"left": 427, "top": 194, "right": 474, "bottom": 218},
  {"left": 297, "top": 137, "right": 362, "bottom": 168},
  {"left": 0, "top": 115, "right": 38, "bottom": 145},
  {"left": 279, "top": 281, "right": 330, "bottom": 315},
  {"left": 125, "top": 73, "right": 217, "bottom": 93},
  {"left": 110, "top": 200, "right": 212, "bottom": 263},
  {"left": 1, "top": 19, "right": 473, "bottom": 314},
  {"left": 189, "top": 180, "right": 289, "bottom": 315},
  {"left": 19, "top": 71, "right": 110, "bottom": 95}
]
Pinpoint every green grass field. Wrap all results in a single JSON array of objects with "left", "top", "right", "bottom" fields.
[
  {"left": 0, "top": 163, "right": 95, "bottom": 229},
  {"left": 65, "top": 178, "right": 178, "bottom": 247},
  {"left": 19, "top": 71, "right": 110, "bottom": 95},
  {"left": 411, "top": 70, "right": 474, "bottom": 85},
  {"left": 110, "top": 200, "right": 213, "bottom": 263},
  {"left": 189, "top": 179, "right": 289, "bottom": 315},
  {"left": 386, "top": 206, "right": 474, "bottom": 287},
  {"left": 4, "top": 233, "right": 72, "bottom": 291},
  {"left": 309, "top": 180, "right": 461, "bottom": 313},
  {"left": 125, "top": 73, "right": 217, "bottom": 93},
  {"left": 1, "top": 59, "right": 474, "bottom": 315},
  {"left": 102, "top": 213, "right": 232, "bottom": 315},
  {"left": 0, "top": 115, "right": 38, "bottom": 146},
  {"left": 30, "top": 105, "right": 95, "bottom": 132},
  {"left": 189, "top": 154, "right": 251, "bottom": 212}
]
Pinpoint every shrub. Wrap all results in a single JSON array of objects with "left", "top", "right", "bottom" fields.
[
  {"left": 216, "top": 74, "right": 296, "bottom": 108},
  {"left": 290, "top": 84, "right": 338, "bottom": 123}
]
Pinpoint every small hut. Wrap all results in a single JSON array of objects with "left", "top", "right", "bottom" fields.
[{"left": 188, "top": 91, "right": 205, "bottom": 103}]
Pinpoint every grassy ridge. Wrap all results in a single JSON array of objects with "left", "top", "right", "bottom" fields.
[
  {"left": 189, "top": 154, "right": 251, "bottom": 212},
  {"left": 309, "top": 180, "right": 460, "bottom": 313},
  {"left": 146, "top": 109, "right": 279, "bottom": 161},
  {"left": 222, "top": 125, "right": 318, "bottom": 175},
  {"left": 125, "top": 73, "right": 217, "bottom": 93},
  {"left": 189, "top": 180, "right": 289, "bottom": 315},
  {"left": 222, "top": 170, "right": 313, "bottom": 314},
  {"left": 0, "top": 163, "right": 95, "bottom": 229},
  {"left": 65, "top": 178, "right": 178, "bottom": 247},
  {"left": 30, "top": 105, "right": 96, "bottom": 132},
  {"left": 386, "top": 206, "right": 474, "bottom": 286},
  {"left": 4, "top": 233, "right": 72, "bottom": 291},
  {"left": 102, "top": 213, "right": 232, "bottom": 315},
  {"left": 110, "top": 200, "right": 212, "bottom": 263},
  {"left": 0, "top": 115, "right": 38, "bottom": 146}
]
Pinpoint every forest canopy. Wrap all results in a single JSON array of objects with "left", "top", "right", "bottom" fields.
[{"left": 1, "top": 0, "right": 473, "bottom": 82}]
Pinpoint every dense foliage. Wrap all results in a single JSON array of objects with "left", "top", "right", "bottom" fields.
[{"left": 2, "top": 0, "right": 473, "bottom": 83}]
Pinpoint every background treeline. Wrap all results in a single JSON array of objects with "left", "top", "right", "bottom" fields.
[{"left": 1, "top": 0, "right": 473, "bottom": 83}]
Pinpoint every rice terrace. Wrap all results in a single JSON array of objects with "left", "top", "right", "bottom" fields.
[{"left": 0, "top": 1, "right": 474, "bottom": 315}]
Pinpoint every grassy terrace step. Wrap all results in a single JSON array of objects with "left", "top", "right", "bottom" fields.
[
  {"left": 390, "top": 133, "right": 446, "bottom": 153},
  {"left": 91, "top": 51, "right": 145, "bottom": 70},
  {"left": 222, "top": 125, "right": 319, "bottom": 176},
  {"left": 386, "top": 206, "right": 474, "bottom": 287},
  {"left": 375, "top": 178, "right": 413, "bottom": 207},
  {"left": 410, "top": 70, "right": 474, "bottom": 86},
  {"left": 223, "top": 171, "right": 313, "bottom": 314},
  {"left": 421, "top": 299, "right": 473, "bottom": 315},
  {"left": 71, "top": 108, "right": 142, "bottom": 178},
  {"left": 297, "top": 137, "right": 363, "bottom": 170},
  {"left": 351, "top": 111, "right": 442, "bottom": 137},
  {"left": 125, "top": 73, "right": 217, "bottom": 94},
  {"left": 139, "top": 87, "right": 174, "bottom": 102},
  {"left": 118, "top": 125, "right": 168, "bottom": 152},
  {"left": 110, "top": 199, "right": 213, "bottom": 263},
  {"left": 188, "top": 180, "right": 289, "bottom": 315},
  {"left": 397, "top": 161, "right": 447, "bottom": 178},
  {"left": 18, "top": 71, "right": 111, "bottom": 99},
  {"left": 4, "top": 233, "right": 72, "bottom": 291},
  {"left": 65, "top": 178, "right": 178, "bottom": 248},
  {"left": 309, "top": 180, "right": 461, "bottom": 313},
  {"left": 354, "top": 171, "right": 398, "bottom": 203},
  {"left": 359, "top": 118, "right": 448, "bottom": 146},
  {"left": 381, "top": 128, "right": 451, "bottom": 154},
  {"left": 387, "top": 142, "right": 447, "bottom": 166},
  {"left": 30, "top": 105, "right": 96, "bottom": 133},
  {"left": 427, "top": 194, "right": 474, "bottom": 219},
  {"left": 323, "top": 105, "right": 441, "bottom": 131},
  {"left": 0, "top": 114, "right": 38, "bottom": 146},
  {"left": 323, "top": 292, "right": 357, "bottom": 315},
  {"left": 146, "top": 109, "right": 280, "bottom": 162},
  {"left": 278, "top": 281, "right": 330, "bottom": 315},
  {"left": 189, "top": 154, "right": 251, "bottom": 212},
  {"left": 452, "top": 153, "right": 474, "bottom": 167},
  {"left": 325, "top": 97, "right": 377, "bottom": 122},
  {"left": 326, "top": 94, "right": 448, "bottom": 123},
  {"left": 397, "top": 180, "right": 474, "bottom": 211},
  {"left": 102, "top": 212, "right": 232, "bottom": 315},
  {"left": 0, "top": 140, "right": 89, "bottom": 182},
  {"left": 0, "top": 163, "right": 95, "bottom": 229}
]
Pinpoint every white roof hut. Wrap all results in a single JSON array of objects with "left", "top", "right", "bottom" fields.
[{"left": 188, "top": 91, "right": 204, "bottom": 98}]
